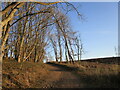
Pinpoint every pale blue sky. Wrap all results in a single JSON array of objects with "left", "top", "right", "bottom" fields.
[{"left": 68, "top": 2, "right": 118, "bottom": 59}]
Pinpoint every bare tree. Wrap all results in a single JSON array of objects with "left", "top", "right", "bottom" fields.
[
  {"left": 75, "top": 35, "right": 84, "bottom": 62},
  {"left": 49, "top": 34, "right": 58, "bottom": 62},
  {"left": 0, "top": 2, "right": 59, "bottom": 62},
  {"left": 57, "top": 30, "right": 63, "bottom": 62},
  {"left": 1, "top": 2, "right": 82, "bottom": 64}
]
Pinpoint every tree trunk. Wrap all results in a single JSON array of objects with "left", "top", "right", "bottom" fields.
[
  {"left": 58, "top": 33, "right": 62, "bottom": 62},
  {"left": 34, "top": 46, "right": 38, "bottom": 62},
  {"left": 64, "top": 38, "right": 74, "bottom": 63},
  {"left": 1, "top": 22, "right": 10, "bottom": 62},
  {"left": 18, "top": 36, "right": 24, "bottom": 63},
  {"left": 17, "top": 14, "right": 28, "bottom": 63},
  {"left": 78, "top": 45, "right": 80, "bottom": 62},
  {"left": 0, "top": 47, "right": 3, "bottom": 63},
  {"left": 65, "top": 45, "right": 68, "bottom": 63},
  {"left": 50, "top": 36, "right": 58, "bottom": 62},
  {"left": 1, "top": 3, "right": 24, "bottom": 63},
  {"left": 10, "top": 48, "right": 13, "bottom": 58},
  {"left": 77, "top": 40, "right": 80, "bottom": 62},
  {"left": 0, "top": 9, "right": 2, "bottom": 63},
  {"left": 4, "top": 39, "right": 9, "bottom": 58}
]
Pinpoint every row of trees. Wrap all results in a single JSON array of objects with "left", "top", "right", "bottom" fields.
[
  {"left": 48, "top": 12, "right": 84, "bottom": 63},
  {"left": 1, "top": 2, "right": 84, "bottom": 63}
]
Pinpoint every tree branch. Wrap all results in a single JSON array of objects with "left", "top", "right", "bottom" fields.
[
  {"left": 29, "top": 0, "right": 61, "bottom": 5},
  {"left": 2, "top": 3, "right": 24, "bottom": 27},
  {"left": 0, "top": 2, "right": 20, "bottom": 15},
  {"left": 11, "top": 10, "right": 50, "bottom": 27}
]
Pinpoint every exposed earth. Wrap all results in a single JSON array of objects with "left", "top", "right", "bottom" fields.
[{"left": 33, "top": 62, "right": 83, "bottom": 88}]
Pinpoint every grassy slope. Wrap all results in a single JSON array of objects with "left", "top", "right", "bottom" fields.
[
  {"left": 2, "top": 58, "right": 49, "bottom": 88},
  {"left": 62, "top": 61, "right": 120, "bottom": 88}
]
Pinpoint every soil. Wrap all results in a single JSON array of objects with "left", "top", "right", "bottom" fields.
[{"left": 35, "top": 63, "right": 83, "bottom": 88}]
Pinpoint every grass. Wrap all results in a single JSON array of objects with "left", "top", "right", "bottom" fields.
[
  {"left": 2, "top": 58, "right": 120, "bottom": 88},
  {"left": 63, "top": 61, "right": 120, "bottom": 88},
  {"left": 2, "top": 58, "right": 48, "bottom": 88}
]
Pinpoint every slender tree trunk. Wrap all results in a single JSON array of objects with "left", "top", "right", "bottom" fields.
[
  {"left": 58, "top": 34, "right": 62, "bottom": 62},
  {"left": 78, "top": 45, "right": 80, "bottom": 62},
  {"left": 65, "top": 45, "right": 68, "bottom": 63},
  {"left": 17, "top": 15, "right": 28, "bottom": 63},
  {"left": 80, "top": 45, "right": 83, "bottom": 61},
  {"left": 59, "top": 42, "right": 62, "bottom": 62},
  {"left": 1, "top": 22, "right": 10, "bottom": 62},
  {"left": 0, "top": 48, "right": 3, "bottom": 63},
  {"left": 55, "top": 50, "right": 58, "bottom": 62},
  {"left": 18, "top": 36, "right": 25, "bottom": 63},
  {"left": 77, "top": 39, "right": 80, "bottom": 62},
  {"left": 0, "top": 19, "right": 2, "bottom": 63},
  {"left": 4, "top": 39, "right": 8, "bottom": 58},
  {"left": 23, "top": 44, "right": 36, "bottom": 62},
  {"left": 14, "top": 43, "right": 18, "bottom": 60},
  {"left": 50, "top": 37, "right": 58, "bottom": 62},
  {"left": 34, "top": 46, "right": 38, "bottom": 62},
  {"left": 68, "top": 39, "right": 75, "bottom": 61},
  {"left": 64, "top": 38, "right": 74, "bottom": 63},
  {"left": 10, "top": 48, "right": 13, "bottom": 58}
]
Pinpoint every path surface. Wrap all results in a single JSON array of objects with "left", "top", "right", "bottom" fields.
[{"left": 39, "top": 63, "right": 84, "bottom": 88}]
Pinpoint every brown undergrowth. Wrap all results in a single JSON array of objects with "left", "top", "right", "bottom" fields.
[
  {"left": 2, "top": 58, "right": 48, "bottom": 88},
  {"left": 62, "top": 61, "right": 120, "bottom": 88},
  {"left": 2, "top": 58, "right": 120, "bottom": 88}
]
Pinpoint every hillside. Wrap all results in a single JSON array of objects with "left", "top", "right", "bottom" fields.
[
  {"left": 3, "top": 58, "right": 50, "bottom": 88},
  {"left": 81, "top": 57, "right": 120, "bottom": 64}
]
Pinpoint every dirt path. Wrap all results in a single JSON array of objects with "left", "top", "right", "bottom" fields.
[{"left": 37, "top": 63, "right": 84, "bottom": 88}]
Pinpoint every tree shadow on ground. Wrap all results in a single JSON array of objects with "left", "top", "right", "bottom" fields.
[
  {"left": 47, "top": 62, "right": 120, "bottom": 88},
  {"left": 46, "top": 62, "right": 79, "bottom": 71}
]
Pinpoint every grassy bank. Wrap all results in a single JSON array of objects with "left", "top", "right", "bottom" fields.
[
  {"left": 2, "top": 58, "right": 48, "bottom": 88},
  {"left": 63, "top": 61, "right": 120, "bottom": 88}
]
